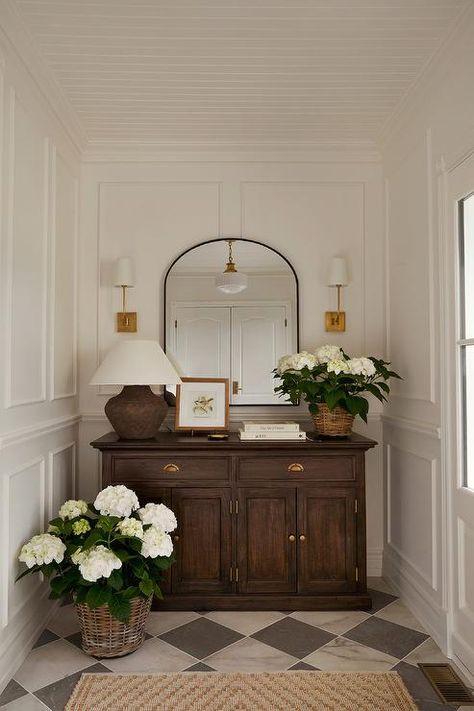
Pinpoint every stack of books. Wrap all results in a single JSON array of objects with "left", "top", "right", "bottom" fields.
[{"left": 238, "top": 421, "right": 306, "bottom": 441}]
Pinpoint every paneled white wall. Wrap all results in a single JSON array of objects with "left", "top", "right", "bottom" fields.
[
  {"left": 78, "top": 156, "right": 385, "bottom": 574},
  {"left": 0, "top": 34, "right": 80, "bottom": 692},
  {"left": 382, "top": 7, "right": 474, "bottom": 679}
]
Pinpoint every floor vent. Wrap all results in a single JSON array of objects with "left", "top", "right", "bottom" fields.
[{"left": 418, "top": 663, "right": 474, "bottom": 705}]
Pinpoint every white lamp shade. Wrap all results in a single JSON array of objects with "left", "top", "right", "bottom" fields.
[
  {"left": 90, "top": 340, "right": 182, "bottom": 386},
  {"left": 215, "top": 272, "right": 248, "bottom": 294},
  {"left": 114, "top": 257, "right": 135, "bottom": 287},
  {"left": 327, "top": 257, "right": 349, "bottom": 286}
]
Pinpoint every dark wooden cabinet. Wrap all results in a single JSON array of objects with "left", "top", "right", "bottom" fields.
[{"left": 92, "top": 431, "right": 376, "bottom": 611}]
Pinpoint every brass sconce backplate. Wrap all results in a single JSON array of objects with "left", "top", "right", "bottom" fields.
[
  {"left": 117, "top": 312, "right": 137, "bottom": 332},
  {"left": 325, "top": 311, "right": 346, "bottom": 332}
]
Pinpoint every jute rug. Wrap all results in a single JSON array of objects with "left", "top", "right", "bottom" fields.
[{"left": 65, "top": 671, "right": 418, "bottom": 710}]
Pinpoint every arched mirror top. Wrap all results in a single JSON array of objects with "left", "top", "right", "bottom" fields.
[{"left": 164, "top": 238, "right": 298, "bottom": 406}]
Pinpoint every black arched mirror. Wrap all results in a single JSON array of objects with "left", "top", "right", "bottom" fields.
[{"left": 164, "top": 238, "right": 299, "bottom": 405}]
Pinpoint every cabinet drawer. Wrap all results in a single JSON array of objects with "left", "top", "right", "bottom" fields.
[
  {"left": 111, "top": 456, "right": 230, "bottom": 481},
  {"left": 238, "top": 456, "right": 355, "bottom": 481}
]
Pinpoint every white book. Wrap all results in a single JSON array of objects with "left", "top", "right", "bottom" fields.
[
  {"left": 242, "top": 420, "right": 300, "bottom": 432},
  {"left": 238, "top": 429, "right": 306, "bottom": 441}
]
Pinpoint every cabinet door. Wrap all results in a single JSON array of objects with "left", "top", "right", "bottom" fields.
[
  {"left": 171, "top": 306, "right": 231, "bottom": 379},
  {"left": 237, "top": 488, "right": 297, "bottom": 594},
  {"left": 298, "top": 487, "right": 357, "bottom": 594},
  {"left": 171, "top": 488, "right": 232, "bottom": 594},
  {"left": 231, "top": 306, "right": 290, "bottom": 405}
]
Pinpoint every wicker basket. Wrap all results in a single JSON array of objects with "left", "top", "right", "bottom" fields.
[
  {"left": 312, "top": 404, "right": 354, "bottom": 436},
  {"left": 74, "top": 595, "right": 152, "bottom": 658}
]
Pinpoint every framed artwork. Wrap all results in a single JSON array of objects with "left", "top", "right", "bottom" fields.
[{"left": 175, "top": 378, "right": 230, "bottom": 431}]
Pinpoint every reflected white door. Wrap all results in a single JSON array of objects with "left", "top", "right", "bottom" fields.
[
  {"left": 446, "top": 154, "right": 474, "bottom": 675},
  {"left": 231, "top": 306, "right": 289, "bottom": 405},
  {"left": 172, "top": 306, "right": 230, "bottom": 378}
]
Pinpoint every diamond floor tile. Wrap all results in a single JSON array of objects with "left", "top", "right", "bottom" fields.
[
  {"left": 159, "top": 617, "right": 243, "bottom": 659},
  {"left": 251, "top": 616, "right": 335, "bottom": 659},
  {"left": 289, "top": 609, "right": 371, "bottom": 635},
  {"left": 375, "top": 599, "right": 427, "bottom": 633},
  {"left": 0, "top": 679, "right": 28, "bottom": 706},
  {"left": 367, "top": 588, "right": 399, "bottom": 613},
  {"left": 304, "top": 637, "right": 399, "bottom": 672},
  {"left": 204, "top": 636, "right": 298, "bottom": 672},
  {"left": 13, "top": 639, "right": 95, "bottom": 693},
  {"left": 204, "top": 611, "right": 286, "bottom": 636},
  {"left": 344, "top": 615, "right": 429, "bottom": 659}
]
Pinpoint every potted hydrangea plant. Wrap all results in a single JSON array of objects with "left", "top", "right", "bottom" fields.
[
  {"left": 17, "top": 484, "right": 176, "bottom": 658},
  {"left": 274, "top": 344, "right": 401, "bottom": 436}
]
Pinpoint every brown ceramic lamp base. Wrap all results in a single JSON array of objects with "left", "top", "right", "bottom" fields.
[{"left": 104, "top": 385, "right": 168, "bottom": 440}]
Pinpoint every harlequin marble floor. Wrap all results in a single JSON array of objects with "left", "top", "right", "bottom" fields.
[{"left": 1, "top": 579, "right": 472, "bottom": 711}]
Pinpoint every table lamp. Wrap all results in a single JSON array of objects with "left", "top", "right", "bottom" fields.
[{"left": 90, "top": 340, "right": 182, "bottom": 439}]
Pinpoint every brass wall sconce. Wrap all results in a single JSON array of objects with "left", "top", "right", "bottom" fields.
[
  {"left": 325, "top": 256, "right": 349, "bottom": 332},
  {"left": 114, "top": 257, "right": 137, "bottom": 332}
]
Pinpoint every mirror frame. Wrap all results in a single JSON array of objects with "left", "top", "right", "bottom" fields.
[{"left": 163, "top": 237, "right": 299, "bottom": 406}]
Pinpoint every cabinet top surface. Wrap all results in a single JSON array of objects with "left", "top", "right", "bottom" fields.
[{"left": 91, "top": 431, "right": 377, "bottom": 451}]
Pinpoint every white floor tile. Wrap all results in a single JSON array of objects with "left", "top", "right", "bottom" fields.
[
  {"left": 1, "top": 694, "right": 49, "bottom": 710},
  {"left": 13, "top": 640, "right": 94, "bottom": 693},
  {"left": 204, "top": 637, "right": 297, "bottom": 672},
  {"left": 146, "top": 611, "right": 201, "bottom": 636},
  {"left": 304, "top": 637, "right": 398, "bottom": 672},
  {"left": 403, "top": 637, "right": 451, "bottom": 666},
  {"left": 102, "top": 637, "right": 197, "bottom": 673},
  {"left": 290, "top": 610, "right": 370, "bottom": 635},
  {"left": 205, "top": 611, "right": 286, "bottom": 636},
  {"left": 374, "top": 600, "right": 426, "bottom": 633}
]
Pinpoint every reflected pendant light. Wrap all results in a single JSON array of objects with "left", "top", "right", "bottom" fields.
[{"left": 215, "top": 240, "right": 248, "bottom": 294}]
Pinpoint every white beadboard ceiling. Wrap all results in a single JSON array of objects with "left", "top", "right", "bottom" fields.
[{"left": 9, "top": 0, "right": 470, "bottom": 152}]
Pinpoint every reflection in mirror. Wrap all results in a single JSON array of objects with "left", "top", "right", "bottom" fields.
[{"left": 165, "top": 239, "right": 298, "bottom": 405}]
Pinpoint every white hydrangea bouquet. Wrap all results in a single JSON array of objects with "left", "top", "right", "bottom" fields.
[
  {"left": 274, "top": 344, "right": 400, "bottom": 432},
  {"left": 17, "top": 485, "right": 176, "bottom": 624}
]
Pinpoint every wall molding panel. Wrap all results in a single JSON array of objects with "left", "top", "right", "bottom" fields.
[
  {"left": 49, "top": 145, "right": 79, "bottom": 401},
  {"left": 4, "top": 88, "right": 49, "bottom": 409},
  {"left": 48, "top": 441, "right": 76, "bottom": 520},
  {"left": 1, "top": 457, "right": 45, "bottom": 629}
]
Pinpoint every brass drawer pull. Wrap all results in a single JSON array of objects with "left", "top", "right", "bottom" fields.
[
  {"left": 299, "top": 534, "right": 306, "bottom": 542},
  {"left": 288, "top": 463, "right": 304, "bottom": 473},
  {"left": 163, "top": 463, "right": 180, "bottom": 473},
  {"left": 288, "top": 534, "right": 296, "bottom": 542}
]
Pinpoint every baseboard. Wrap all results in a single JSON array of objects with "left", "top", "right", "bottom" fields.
[
  {"left": 0, "top": 592, "right": 59, "bottom": 694},
  {"left": 367, "top": 548, "right": 383, "bottom": 577},
  {"left": 383, "top": 546, "right": 448, "bottom": 652},
  {"left": 451, "top": 632, "right": 474, "bottom": 686}
]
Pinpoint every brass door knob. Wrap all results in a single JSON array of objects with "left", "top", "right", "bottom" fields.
[
  {"left": 174, "top": 535, "right": 180, "bottom": 542},
  {"left": 288, "top": 463, "right": 304, "bottom": 473},
  {"left": 299, "top": 534, "right": 306, "bottom": 542},
  {"left": 288, "top": 534, "right": 296, "bottom": 542},
  {"left": 163, "top": 463, "right": 180, "bottom": 473}
]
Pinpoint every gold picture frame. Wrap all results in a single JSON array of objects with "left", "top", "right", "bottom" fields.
[{"left": 175, "top": 378, "right": 230, "bottom": 431}]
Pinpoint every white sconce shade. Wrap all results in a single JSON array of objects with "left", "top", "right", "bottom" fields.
[
  {"left": 90, "top": 340, "right": 182, "bottom": 386},
  {"left": 327, "top": 257, "right": 349, "bottom": 286},
  {"left": 114, "top": 257, "right": 135, "bottom": 287}
]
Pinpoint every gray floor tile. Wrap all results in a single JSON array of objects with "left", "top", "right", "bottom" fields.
[
  {"left": 33, "top": 630, "right": 60, "bottom": 650},
  {"left": 251, "top": 617, "right": 335, "bottom": 659},
  {"left": 159, "top": 617, "right": 243, "bottom": 660},
  {"left": 367, "top": 588, "right": 399, "bottom": 613},
  {"left": 288, "top": 661, "right": 319, "bottom": 670},
  {"left": 33, "top": 663, "right": 110, "bottom": 711},
  {"left": 183, "top": 662, "right": 216, "bottom": 672},
  {"left": 0, "top": 679, "right": 28, "bottom": 706},
  {"left": 393, "top": 661, "right": 449, "bottom": 707},
  {"left": 414, "top": 701, "right": 460, "bottom": 711},
  {"left": 344, "top": 616, "right": 428, "bottom": 659}
]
